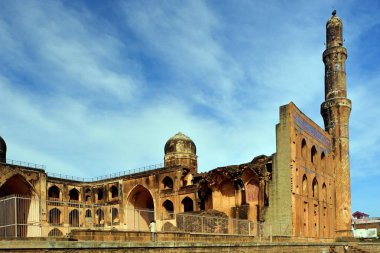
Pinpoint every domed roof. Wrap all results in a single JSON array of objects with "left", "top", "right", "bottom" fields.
[
  {"left": 164, "top": 132, "right": 196, "bottom": 155},
  {"left": 0, "top": 135, "right": 6, "bottom": 158}
]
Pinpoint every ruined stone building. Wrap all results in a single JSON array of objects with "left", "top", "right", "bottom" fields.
[{"left": 0, "top": 12, "right": 352, "bottom": 239}]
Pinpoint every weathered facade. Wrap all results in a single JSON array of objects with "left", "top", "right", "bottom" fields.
[{"left": 0, "top": 12, "right": 352, "bottom": 240}]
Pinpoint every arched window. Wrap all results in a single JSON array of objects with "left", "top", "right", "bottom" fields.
[
  {"left": 69, "top": 188, "right": 79, "bottom": 201},
  {"left": 111, "top": 208, "right": 119, "bottom": 223},
  {"left": 96, "top": 208, "right": 104, "bottom": 225},
  {"left": 97, "top": 188, "right": 104, "bottom": 201},
  {"left": 48, "top": 185, "right": 60, "bottom": 199},
  {"left": 311, "top": 146, "right": 317, "bottom": 164},
  {"left": 110, "top": 186, "right": 118, "bottom": 198},
  {"left": 320, "top": 152, "right": 326, "bottom": 170},
  {"left": 85, "top": 209, "right": 92, "bottom": 218},
  {"left": 162, "top": 176, "right": 174, "bottom": 189},
  {"left": 181, "top": 197, "right": 194, "bottom": 212},
  {"left": 69, "top": 209, "right": 79, "bottom": 227},
  {"left": 301, "top": 139, "right": 307, "bottom": 159},
  {"left": 48, "top": 228, "right": 63, "bottom": 237},
  {"left": 322, "top": 183, "right": 327, "bottom": 202},
  {"left": 312, "top": 178, "right": 318, "bottom": 198},
  {"left": 162, "top": 199, "right": 174, "bottom": 219},
  {"left": 49, "top": 208, "right": 61, "bottom": 225},
  {"left": 302, "top": 175, "right": 308, "bottom": 196}
]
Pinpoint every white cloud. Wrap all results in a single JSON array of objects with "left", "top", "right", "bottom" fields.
[{"left": 0, "top": 1, "right": 380, "bottom": 215}]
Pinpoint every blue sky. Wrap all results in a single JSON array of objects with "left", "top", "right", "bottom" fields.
[{"left": 0, "top": 1, "right": 379, "bottom": 216}]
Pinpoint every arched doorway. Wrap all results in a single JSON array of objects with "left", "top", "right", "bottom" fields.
[
  {"left": 69, "top": 209, "right": 79, "bottom": 227},
  {"left": 126, "top": 185, "right": 154, "bottom": 231},
  {"left": 0, "top": 174, "right": 37, "bottom": 237},
  {"left": 48, "top": 185, "right": 60, "bottom": 200},
  {"left": 0, "top": 174, "right": 33, "bottom": 197},
  {"left": 49, "top": 208, "right": 61, "bottom": 226},
  {"left": 181, "top": 197, "right": 194, "bottom": 212},
  {"left": 162, "top": 199, "right": 174, "bottom": 219}
]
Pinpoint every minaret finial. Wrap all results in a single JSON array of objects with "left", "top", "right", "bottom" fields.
[{"left": 332, "top": 10, "right": 337, "bottom": 16}]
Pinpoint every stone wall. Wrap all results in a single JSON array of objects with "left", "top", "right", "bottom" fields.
[
  {"left": 264, "top": 104, "right": 292, "bottom": 235},
  {"left": 2, "top": 240, "right": 378, "bottom": 253}
]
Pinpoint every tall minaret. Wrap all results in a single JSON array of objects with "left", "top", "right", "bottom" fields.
[{"left": 321, "top": 10, "right": 352, "bottom": 237}]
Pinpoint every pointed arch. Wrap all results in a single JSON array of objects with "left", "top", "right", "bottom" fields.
[
  {"left": 126, "top": 184, "right": 155, "bottom": 231},
  {"left": 69, "top": 188, "right": 79, "bottom": 201},
  {"left": 322, "top": 183, "right": 327, "bottom": 202},
  {"left": 111, "top": 208, "right": 119, "bottom": 224},
  {"left": 49, "top": 208, "right": 61, "bottom": 225},
  {"left": 301, "top": 139, "right": 307, "bottom": 159},
  {"left": 85, "top": 209, "right": 92, "bottom": 218},
  {"left": 0, "top": 174, "right": 34, "bottom": 197},
  {"left": 246, "top": 178, "right": 259, "bottom": 203},
  {"left": 97, "top": 188, "right": 104, "bottom": 201},
  {"left": 48, "top": 185, "right": 60, "bottom": 199},
  {"left": 302, "top": 175, "right": 308, "bottom": 196},
  {"left": 181, "top": 197, "right": 194, "bottom": 212},
  {"left": 162, "top": 199, "right": 174, "bottom": 219},
  {"left": 311, "top": 146, "right": 317, "bottom": 164},
  {"left": 320, "top": 152, "right": 326, "bottom": 170},
  {"left": 96, "top": 208, "right": 104, "bottom": 226},
  {"left": 69, "top": 209, "right": 79, "bottom": 227},
  {"left": 48, "top": 228, "right": 63, "bottom": 237},
  {"left": 312, "top": 177, "right": 318, "bottom": 198},
  {"left": 127, "top": 185, "right": 155, "bottom": 210},
  {"left": 110, "top": 185, "right": 118, "bottom": 198},
  {"left": 162, "top": 176, "right": 174, "bottom": 189}
]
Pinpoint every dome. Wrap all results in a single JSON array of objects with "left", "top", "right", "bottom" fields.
[
  {"left": 0, "top": 135, "right": 6, "bottom": 161},
  {"left": 164, "top": 132, "right": 196, "bottom": 155}
]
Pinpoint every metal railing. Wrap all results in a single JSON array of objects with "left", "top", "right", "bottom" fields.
[
  {"left": 1, "top": 158, "right": 164, "bottom": 183},
  {"left": 46, "top": 163, "right": 164, "bottom": 182},
  {"left": 0, "top": 195, "right": 292, "bottom": 240},
  {"left": 2, "top": 159, "right": 46, "bottom": 170}
]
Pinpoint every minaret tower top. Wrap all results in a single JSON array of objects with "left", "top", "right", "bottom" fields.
[
  {"left": 326, "top": 10, "right": 343, "bottom": 48},
  {"left": 322, "top": 10, "right": 348, "bottom": 102}
]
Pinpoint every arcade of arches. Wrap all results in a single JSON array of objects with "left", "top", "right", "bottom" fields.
[
  {"left": 0, "top": 108, "right": 341, "bottom": 239},
  {"left": 0, "top": 13, "right": 354, "bottom": 240}
]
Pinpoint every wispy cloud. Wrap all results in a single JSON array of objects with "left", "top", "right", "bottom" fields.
[{"left": 0, "top": 0, "right": 379, "bottom": 214}]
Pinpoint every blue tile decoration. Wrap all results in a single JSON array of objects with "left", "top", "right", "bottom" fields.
[{"left": 293, "top": 112, "right": 331, "bottom": 152}]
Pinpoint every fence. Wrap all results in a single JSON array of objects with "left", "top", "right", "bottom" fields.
[
  {"left": 0, "top": 195, "right": 289, "bottom": 240},
  {"left": 1, "top": 158, "right": 164, "bottom": 183},
  {"left": 46, "top": 163, "right": 164, "bottom": 182}
]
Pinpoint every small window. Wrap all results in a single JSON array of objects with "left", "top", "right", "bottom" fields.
[
  {"left": 69, "top": 188, "right": 79, "bottom": 201},
  {"left": 301, "top": 139, "right": 307, "bottom": 159},
  {"left": 48, "top": 185, "right": 60, "bottom": 199},
  {"left": 162, "top": 199, "right": 174, "bottom": 219},
  {"left": 182, "top": 197, "right": 194, "bottom": 212},
  {"left": 162, "top": 176, "right": 174, "bottom": 189},
  {"left": 110, "top": 186, "right": 118, "bottom": 198},
  {"left": 302, "top": 175, "right": 308, "bottom": 196},
  {"left": 97, "top": 189, "right": 104, "bottom": 201},
  {"left": 311, "top": 146, "right": 317, "bottom": 164},
  {"left": 49, "top": 208, "right": 61, "bottom": 225},
  {"left": 322, "top": 183, "right": 327, "bottom": 202},
  {"left": 312, "top": 178, "right": 318, "bottom": 198}
]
